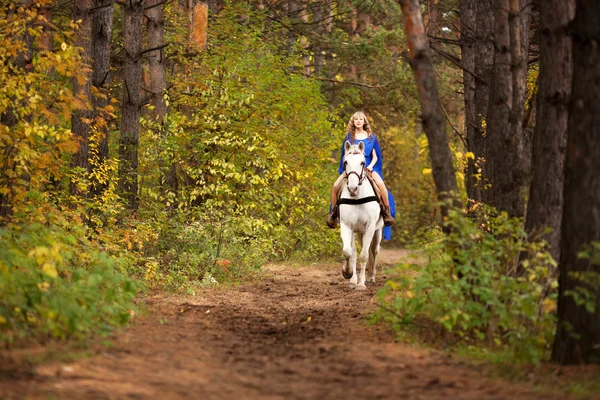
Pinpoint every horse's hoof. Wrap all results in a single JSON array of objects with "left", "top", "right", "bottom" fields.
[
  {"left": 342, "top": 270, "right": 353, "bottom": 279},
  {"left": 355, "top": 284, "right": 367, "bottom": 291}
]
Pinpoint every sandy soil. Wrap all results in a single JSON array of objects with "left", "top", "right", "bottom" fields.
[{"left": 0, "top": 249, "right": 578, "bottom": 399}]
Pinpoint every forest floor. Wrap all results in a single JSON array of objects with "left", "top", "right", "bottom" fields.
[{"left": 1, "top": 248, "right": 598, "bottom": 400}]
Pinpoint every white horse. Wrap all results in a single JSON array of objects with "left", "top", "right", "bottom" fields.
[{"left": 338, "top": 141, "right": 383, "bottom": 290}]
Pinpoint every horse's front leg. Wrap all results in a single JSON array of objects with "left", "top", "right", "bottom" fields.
[
  {"left": 340, "top": 224, "right": 356, "bottom": 285},
  {"left": 368, "top": 228, "right": 382, "bottom": 283},
  {"left": 356, "top": 228, "right": 377, "bottom": 290}
]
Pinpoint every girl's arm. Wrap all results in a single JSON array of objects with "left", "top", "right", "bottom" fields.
[
  {"left": 367, "top": 149, "right": 378, "bottom": 171},
  {"left": 338, "top": 134, "right": 350, "bottom": 174}
]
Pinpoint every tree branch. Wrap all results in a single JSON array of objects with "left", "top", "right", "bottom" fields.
[
  {"left": 141, "top": 43, "right": 169, "bottom": 55},
  {"left": 90, "top": 1, "right": 114, "bottom": 12},
  {"left": 429, "top": 43, "right": 486, "bottom": 85},
  {"left": 427, "top": 35, "right": 461, "bottom": 46},
  {"left": 145, "top": 0, "right": 168, "bottom": 11},
  {"left": 298, "top": 71, "right": 389, "bottom": 89},
  {"left": 441, "top": 103, "right": 467, "bottom": 147}
]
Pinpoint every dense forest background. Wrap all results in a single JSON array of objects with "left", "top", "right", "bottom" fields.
[{"left": 1, "top": 0, "right": 599, "bottom": 366}]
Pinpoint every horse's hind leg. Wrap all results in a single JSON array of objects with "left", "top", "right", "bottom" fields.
[{"left": 350, "top": 240, "right": 357, "bottom": 286}]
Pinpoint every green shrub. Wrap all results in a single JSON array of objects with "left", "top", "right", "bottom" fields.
[
  {"left": 141, "top": 207, "right": 272, "bottom": 291},
  {"left": 0, "top": 221, "right": 138, "bottom": 345},
  {"left": 376, "top": 206, "right": 558, "bottom": 364}
]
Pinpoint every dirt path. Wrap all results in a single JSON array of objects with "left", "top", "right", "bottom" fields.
[{"left": 1, "top": 249, "right": 572, "bottom": 399}]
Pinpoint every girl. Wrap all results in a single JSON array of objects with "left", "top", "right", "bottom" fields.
[{"left": 327, "top": 111, "right": 395, "bottom": 236}]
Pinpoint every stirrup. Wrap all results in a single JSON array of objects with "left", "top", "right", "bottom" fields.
[{"left": 382, "top": 206, "right": 394, "bottom": 227}]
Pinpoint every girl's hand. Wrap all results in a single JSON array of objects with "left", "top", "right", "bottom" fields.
[{"left": 366, "top": 166, "right": 373, "bottom": 173}]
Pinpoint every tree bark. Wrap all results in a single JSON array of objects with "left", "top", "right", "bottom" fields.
[
  {"left": 551, "top": 0, "right": 600, "bottom": 365},
  {"left": 399, "top": 0, "right": 459, "bottom": 222},
  {"left": 71, "top": 0, "right": 94, "bottom": 197},
  {"left": 189, "top": 2, "right": 208, "bottom": 51},
  {"left": 119, "top": 0, "right": 144, "bottom": 211},
  {"left": 481, "top": 0, "right": 531, "bottom": 218},
  {"left": 523, "top": 0, "right": 574, "bottom": 267},
  {"left": 459, "top": 0, "right": 476, "bottom": 202},
  {"left": 91, "top": 0, "right": 114, "bottom": 197},
  {"left": 424, "top": 0, "right": 442, "bottom": 37},
  {"left": 470, "top": 0, "right": 494, "bottom": 204},
  {"left": 38, "top": 5, "right": 53, "bottom": 52},
  {"left": 287, "top": 0, "right": 300, "bottom": 55},
  {"left": 147, "top": 0, "right": 177, "bottom": 195},
  {"left": 312, "top": 1, "right": 325, "bottom": 75}
]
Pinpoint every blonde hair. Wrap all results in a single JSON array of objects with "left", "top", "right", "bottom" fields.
[{"left": 346, "top": 111, "right": 372, "bottom": 139}]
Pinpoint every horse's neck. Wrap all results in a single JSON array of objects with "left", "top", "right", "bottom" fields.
[{"left": 341, "top": 179, "right": 376, "bottom": 198}]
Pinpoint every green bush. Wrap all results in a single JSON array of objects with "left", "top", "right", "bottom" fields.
[
  {"left": 0, "top": 221, "right": 138, "bottom": 345},
  {"left": 142, "top": 207, "right": 273, "bottom": 291},
  {"left": 376, "top": 206, "right": 558, "bottom": 364}
]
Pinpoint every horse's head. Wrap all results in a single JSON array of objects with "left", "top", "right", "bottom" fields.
[{"left": 343, "top": 141, "right": 366, "bottom": 197}]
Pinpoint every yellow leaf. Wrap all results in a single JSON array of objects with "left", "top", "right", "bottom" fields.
[
  {"left": 542, "top": 298, "right": 557, "bottom": 314},
  {"left": 465, "top": 152, "right": 475, "bottom": 160},
  {"left": 0, "top": 316, "right": 6, "bottom": 324},
  {"left": 422, "top": 168, "right": 432, "bottom": 175},
  {"left": 42, "top": 263, "right": 58, "bottom": 278},
  {"left": 61, "top": 42, "right": 67, "bottom": 51}
]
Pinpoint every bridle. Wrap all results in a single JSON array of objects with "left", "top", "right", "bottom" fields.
[{"left": 343, "top": 151, "right": 366, "bottom": 186}]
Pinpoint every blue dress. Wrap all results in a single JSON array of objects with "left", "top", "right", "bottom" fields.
[{"left": 338, "top": 133, "right": 396, "bottom": 241}]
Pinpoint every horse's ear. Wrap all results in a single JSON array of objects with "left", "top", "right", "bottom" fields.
[
  {"left": 358, "top": 141, "right": 365, "bottom": 153},
  {"left": 344, "top": 141, "right": 351, "bottom": 153}
]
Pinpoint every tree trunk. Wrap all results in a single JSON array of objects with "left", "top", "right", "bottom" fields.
[
  {"left": 189, "top": 2, "right": 208, "bottom": 51},
  {"left": 91, "top": 0, "right": 114, "bottom": 197},
  {"left": 147, "top": 0, "right": 177, "bottom": 195},
  {"left": 523, "top": 0, "right": 574, "bottom": 267},
  {"left": 71, "top": 0, "right": 94, "bottom": 197},
  {"left": 312, "top": 1, "right": 324, "bottom": 75},
  {"left": 481, "top": 0, "right": 530, "bottom": 218},
  {"left": 469, "top": 0, "right": 494, "bottom": 204},
  {"left": 119, "top": 0, "right": 144, "bottom": 211},
  {"left": 551, "top": 0, "right": 600, "bottom": 365},
  {"left": 424, "top": 0, "right": 442, "bottom": 37},
  {"left": 38, "top": 5, "right": 53, "bottom": 52},
  {"left": 508, "top": 0, "right": 532, "bottom": 200},
  {"left": 287, "top": 0, "right": 300, "bottom": 55},
  {"left": 399, "top": 0, "right": 459, "bottom": 222},
  {"left": 147, "top": 0, "right": 168, "bottom": 124},
  {"left": 459, "top": 0, "right": 476, "bottom": 202}
]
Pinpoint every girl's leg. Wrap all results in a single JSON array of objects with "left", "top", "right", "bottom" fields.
[
  {"left": 371, "top": 172, "right": 395, "bottom": 226},
  {"left": 327, "top": 174, "right": 345, "bottom": 228}
]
